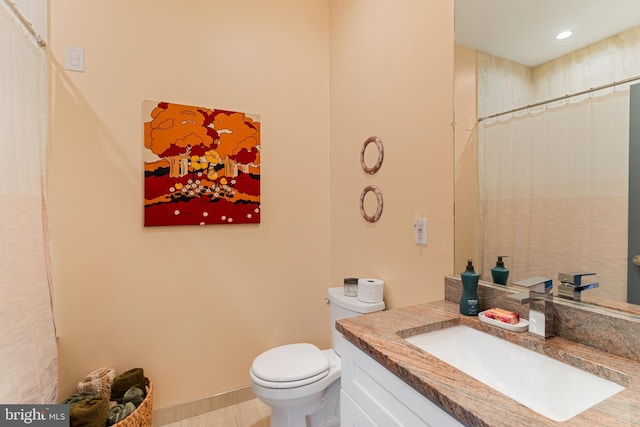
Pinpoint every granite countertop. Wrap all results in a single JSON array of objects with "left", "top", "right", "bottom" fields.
[{"left": 336, "top": 299, "right": 640, "bottom": 426}]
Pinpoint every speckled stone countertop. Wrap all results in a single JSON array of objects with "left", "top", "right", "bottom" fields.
[{"left": 336, "top": 283, "right": 640, "bottom": 426}]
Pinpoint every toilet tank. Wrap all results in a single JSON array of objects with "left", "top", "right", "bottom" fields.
[{"left": 327, "top": 287, "right": 385, "bottom": 356}]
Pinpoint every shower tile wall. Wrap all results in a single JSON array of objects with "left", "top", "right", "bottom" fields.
[{"left": 478, "top": 25, "right": 640, "bottom": 118}]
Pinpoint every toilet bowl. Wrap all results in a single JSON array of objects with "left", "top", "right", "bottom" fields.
[
  {"left": 250, "top": 287, "right": 385, "bottom": 427},
  {"left": 250, "top": 345, "right": 341, "bottom": 426}
]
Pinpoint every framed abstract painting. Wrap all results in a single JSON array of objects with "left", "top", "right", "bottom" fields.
[{"left": 143, "top": 100, "right": 261, "bottom": 226}]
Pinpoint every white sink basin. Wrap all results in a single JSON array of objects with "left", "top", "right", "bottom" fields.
[{"left": 405, "top": 325, "right": 625, "bottom": 422}]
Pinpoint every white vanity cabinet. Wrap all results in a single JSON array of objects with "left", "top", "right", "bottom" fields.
[{"left": 340, "top": 340, "right": 464, "bottom": 427}]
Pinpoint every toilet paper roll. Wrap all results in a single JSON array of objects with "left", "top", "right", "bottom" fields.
[{"left": 357, "top": 278, "right": 384, "bottom": 303}]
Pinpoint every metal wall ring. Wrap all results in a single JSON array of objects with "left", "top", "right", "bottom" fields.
[
  {"left": 360, "top": 136, "right": 384, "bottom": 175},
  {"left": 360, "top": 185, "right": 383, "bottom": 223}
]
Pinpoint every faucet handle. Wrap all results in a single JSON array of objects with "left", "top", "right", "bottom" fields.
[
  {"left": 558, "top": 272, "right": 595, "bottom": 286},
  {"left": 512, "top": 277, "right": 553, "bottom": 294},
  {"left": 558, "top": 272, "right": 598, "bottom": 300}
]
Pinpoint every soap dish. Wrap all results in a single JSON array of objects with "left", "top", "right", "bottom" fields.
[{"left": 478, "top": 310, "right": 529, "bottom": 332}]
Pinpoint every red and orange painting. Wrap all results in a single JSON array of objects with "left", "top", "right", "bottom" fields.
[{"left": 143, "top": 100, "right": 261, "bottom": 226}]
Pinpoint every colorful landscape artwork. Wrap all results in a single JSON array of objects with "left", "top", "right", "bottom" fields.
[{"left": 143, "top": 100, "right": 261, "bottom": 226}]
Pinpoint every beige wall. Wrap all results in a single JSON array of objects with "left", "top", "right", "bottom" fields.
[
  {"left": 49, "top": 0, "right": 331, "bottom": 408},
  {"left": 533, "top": 26, "right": 640, "bottom": 104},
  {"left": 49, "top": 0, "right": 455, "bottom": 409},
  {"left": 329, "top": 0, "right": 455, "bottom": 309},
  {"left": 478, "top": 26, "right": 640, "bottom": 118}
]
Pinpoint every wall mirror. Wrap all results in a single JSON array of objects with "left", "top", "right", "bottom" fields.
[{"left": 454, "top": 0, "right": 640, "bottom": 313}]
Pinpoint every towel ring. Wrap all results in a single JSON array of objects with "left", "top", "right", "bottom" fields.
[
  {"left": 360, "top": 136, "right": 384, "bottom": 175},
  {"left": 360, "top": 185, "right": 383, "bottom": 223}
]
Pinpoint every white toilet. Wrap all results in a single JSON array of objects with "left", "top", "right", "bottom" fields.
[{"left": 250, "top": 287, "right": 385, "bottom": 427}]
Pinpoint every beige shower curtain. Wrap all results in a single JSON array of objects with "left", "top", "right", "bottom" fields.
[
  {"left": 0, "top": 0, "right": 58, "bottom": 403},
  {"left": 479, "top": 90, "right": 629, "bottom": 301}
]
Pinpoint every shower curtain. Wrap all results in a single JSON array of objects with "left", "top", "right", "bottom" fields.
[
  {"left": 0, "top": 0, "right": 58, "bottom": 403},
  {"left": 479, "top": 90, "right": 629, "bottom": 301}
]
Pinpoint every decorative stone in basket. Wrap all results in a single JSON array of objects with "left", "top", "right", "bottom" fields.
[{"left": 111, "top": 377, "right": 153, "bottom": 427}]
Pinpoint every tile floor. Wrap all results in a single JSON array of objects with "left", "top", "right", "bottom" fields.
[{"left": 161, "top": 398, "right": 270, "bottom": 427}]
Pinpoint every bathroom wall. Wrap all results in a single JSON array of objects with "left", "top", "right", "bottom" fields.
[
  {"left": 478, "top": 25, "right": 640, "bottom": 118},
  {"left": 329, "top": 0, "right": 455, "bottom": 309},
  {"left": 477, "top": 53, "right": 533, "bottom": 119},
  {"left": 533, "top": 26, "right": 640, "bottom": 103},
  {"left": 49, "top": 0, "right": 331, "bottom": 408},
  {"left": 49, "top": 0, "right": 456, "bottom": 409}
]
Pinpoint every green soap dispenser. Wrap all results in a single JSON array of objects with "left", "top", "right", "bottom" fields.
[
  {"left": 460, "top": 259, "right": 480, "bottom": 316},
  {"left": 491, "top": 255, "right": 509, "bottom": 286}
]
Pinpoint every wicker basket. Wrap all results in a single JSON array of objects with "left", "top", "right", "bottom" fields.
[{"left": 112, "top": 378, "right": 153, "bottom": 427}]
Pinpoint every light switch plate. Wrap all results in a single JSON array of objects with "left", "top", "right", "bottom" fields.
[
  {"left": 65, "top": 47, "right": 85, "bottom": 72},
  {"left": 414, "top": 218, "right": 428, "bottom": 245}
]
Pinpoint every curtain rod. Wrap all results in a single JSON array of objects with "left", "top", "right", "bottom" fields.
[
  {"left": 2, "top": 0, "right": 46, "bottom": 47},
  {"left": 478, "top": 74, "right": 640, "bottom": 122}
]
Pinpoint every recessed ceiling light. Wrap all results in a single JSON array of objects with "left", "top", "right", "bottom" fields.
[{"left": 556, "top": 30, "right": 573, "bottom": 40}]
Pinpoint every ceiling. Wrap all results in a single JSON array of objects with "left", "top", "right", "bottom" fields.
[{"left": 455, "top": 0, "right": 640, "bottom": 67}]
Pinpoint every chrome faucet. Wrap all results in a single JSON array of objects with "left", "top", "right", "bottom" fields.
[
  {"left": 507, "top": 277, "right": 554, "bottom": 339},
  {"left": 557, "top": 272, "right": 598, "bottom": 301}
]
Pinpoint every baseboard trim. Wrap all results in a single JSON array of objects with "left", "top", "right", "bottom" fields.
[{"left": 152, "top": 386, "right": 255, "bottom": 426}]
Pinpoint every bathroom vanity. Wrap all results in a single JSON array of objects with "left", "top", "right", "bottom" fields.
[
  {"left": 341, "top": 339, "right": 463, "bottom": 426},
  {"left": 336, "top": 276, "right": 640, "bottom": 426}
]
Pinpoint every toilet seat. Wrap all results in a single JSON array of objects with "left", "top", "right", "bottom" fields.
[{"left": 251, "top": 343, "right": 329, "bottom": 389}]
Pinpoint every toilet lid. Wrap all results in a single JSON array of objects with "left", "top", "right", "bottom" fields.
[{"left": 251, "top": 343, "right": 330, "bottom": 387}]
